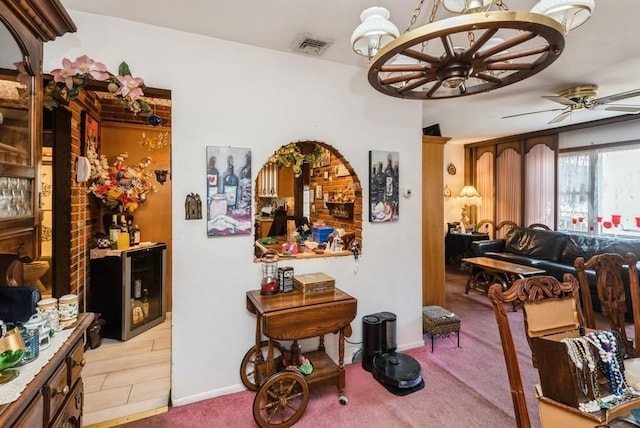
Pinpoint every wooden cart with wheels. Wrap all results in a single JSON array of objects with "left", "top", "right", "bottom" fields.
[{"left": 244, "top": 288, "right": 357, "bottom": 428}]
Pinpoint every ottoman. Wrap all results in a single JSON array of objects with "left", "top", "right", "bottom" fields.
[{"left": 422, "top": 305, "right": 461, "bottom": 352}]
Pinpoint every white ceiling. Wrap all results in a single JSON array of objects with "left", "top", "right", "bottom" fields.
[{"left": 60, "top": 0, "right": 640, "bottom": 144}]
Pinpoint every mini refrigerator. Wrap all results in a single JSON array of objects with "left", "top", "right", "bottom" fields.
[{"left": 89, "top": 243, "right": 167, "bottom": 340}]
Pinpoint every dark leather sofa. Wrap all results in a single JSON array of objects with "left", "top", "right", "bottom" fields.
[{"left": 471, "top": 227, "right": 640, "bottom": 317}]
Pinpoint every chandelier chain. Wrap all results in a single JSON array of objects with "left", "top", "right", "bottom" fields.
[
  {"left": 405, "top": 0, "right": 424, "bottom": 33},
  {"left": 429, "top": 0, "right": 441, "bottom": 24},
  {"left": 493, "top": 0, "right": 509, "bottom": 11}
]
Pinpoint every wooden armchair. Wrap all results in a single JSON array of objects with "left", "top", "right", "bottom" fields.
[
  {"left": 476, "top": 218, "right": 494, "bottom": 239},
  {"left": 527, "top": 223, "right": 551, "bottom": 230},
  {"left": 574, "top": 252, "right": 639, "bottom": 359},
  {"left": 488, "top": 274, "right": 583, "bottom": 428},
  {"left": 496, "top": 220, "right": 519, "bottom": 238}
]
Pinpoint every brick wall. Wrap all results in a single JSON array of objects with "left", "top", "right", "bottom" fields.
[{"left": 308, "top": 144, "right": 362, "bottom": 245}]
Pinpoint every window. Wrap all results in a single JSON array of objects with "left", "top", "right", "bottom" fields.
[{"left": 558, "top": 143, "right": 640, "bottom": 237}]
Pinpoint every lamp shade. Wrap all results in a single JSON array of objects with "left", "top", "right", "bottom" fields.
[
  {"left": 351, "top": 7, "right": 400, "bottom": 58},
  {"left": 457, "top": 185, "right": 482, "bottom": 207},
  {"left": 531, "top": 0, "right": 594, "bottom": 33}
]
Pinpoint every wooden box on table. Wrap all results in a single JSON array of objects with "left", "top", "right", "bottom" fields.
[{"left": 293, "top": 272, "right": 335, "bottom": 295}]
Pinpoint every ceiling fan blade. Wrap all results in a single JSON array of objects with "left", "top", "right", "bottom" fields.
[
  {"left": 502, "top": 107, "right": 564, "bottom": 119},
  {"left": 603, "top": 105, "right": 640, "bottom": 113},
  {"left": 542, "top": 95, "right": 577, "bottom": 106},
  {"left": 549, "top": 110, "right": 572, "bottom": 124},
  {"left": 594, "top": 88, "right": 640, "bottom": 104}
]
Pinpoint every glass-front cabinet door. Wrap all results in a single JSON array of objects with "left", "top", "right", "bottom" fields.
[
  {"left": 0, "top": 7, "right": 38, "bottom": 259},
  {"left": 0, "top": 68, "right": 33, "bottom": 219}
]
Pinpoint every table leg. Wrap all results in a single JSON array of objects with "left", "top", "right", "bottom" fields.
[{"left": 338, "top": 328, "right": 345, "bottom": 393}]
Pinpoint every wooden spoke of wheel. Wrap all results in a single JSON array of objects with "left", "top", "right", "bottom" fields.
[
  {"left": 240, "top": 340, "right": 285, "bottom": 391},
  {"left": 368, "top": 11, "right": 565, "bottom": 100},
  {"left": 253, "top": 371, "right": 309, "bottom": 428}
]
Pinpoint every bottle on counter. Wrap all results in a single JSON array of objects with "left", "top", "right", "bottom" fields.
[
  {"left": 109, "top": 214, "right": 120, "bottom": 249},
  {"left": 133, "top": 224, "right": 141, "bottom": 245},
  {"left": 117, "top": 215, "right": 130, "bottom": 250},
  {"left": 128, "top": 220, "right": 135, "bottom": 247}
]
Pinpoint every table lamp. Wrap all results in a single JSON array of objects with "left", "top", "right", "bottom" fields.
[{"left": 457, "top": 185, "right": 482, "bottom": 231}]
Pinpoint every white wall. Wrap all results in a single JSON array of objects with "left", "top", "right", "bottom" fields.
[{"left": 44, "top": 12, "right": 425, "bottom": 405}]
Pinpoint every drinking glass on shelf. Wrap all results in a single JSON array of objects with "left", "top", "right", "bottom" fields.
[
  {"left": 596, "top": 216, "right": 603, "bottom": 234},
  {"left": 612, "top": 214, "right": 622, "bottom": 228},
  {"left": 571, "top": 217, "right": 578, "bottom": 230}
]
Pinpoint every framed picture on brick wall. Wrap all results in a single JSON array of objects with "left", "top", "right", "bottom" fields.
[{"left": 80, "top": 111, "right": 100, "bottom": 156}]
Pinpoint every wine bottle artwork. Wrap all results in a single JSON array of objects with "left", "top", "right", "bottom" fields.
[
  {"left": 223, "top": 155, "right": 239, "bottom": 211},
  {"left": 205, "top": 146, "right": 253, "bottom": 237},
  {"left": 369, "top": 150, "right": 400, "bottom": 223}
]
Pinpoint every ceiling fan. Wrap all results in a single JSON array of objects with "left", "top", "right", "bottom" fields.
[{"left": 502, "top": 85, "right": 640, "bottom": 124}]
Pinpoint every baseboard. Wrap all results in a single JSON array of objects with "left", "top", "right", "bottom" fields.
[{"left": 83, "top": 406, "right": 168, "bottom": 428}]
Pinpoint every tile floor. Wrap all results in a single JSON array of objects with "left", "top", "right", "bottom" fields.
[{"left": 82, "top": 313, "right": 171, "bottom": 427}]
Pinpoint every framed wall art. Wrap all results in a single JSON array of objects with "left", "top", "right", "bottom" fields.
[
  {"left": 314, "top": 146, "right": 331, "bottom": 167},
  {"left": 206, "top": 146, "right": 253, "bottom": 237},
  {"left": 80, "top": 111, "right": 100, "bottom": 156},
  {"left": 369, "top": 150, "right": 399, "bottom": 223}
]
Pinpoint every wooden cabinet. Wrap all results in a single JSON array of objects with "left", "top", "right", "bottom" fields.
[
  {"left": 0, "top": 0, "right": 75, "bottom": 277},
  {"left": 277, "top": 166, "right": 294, "bottom": 198},
  {"left": 0, "top": 313, "right": 93, "bottom": 427},
  {"left": 257, "top": 164, "right": 294, "bottom": 198}
]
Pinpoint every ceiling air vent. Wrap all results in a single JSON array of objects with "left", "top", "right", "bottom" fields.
[{"left": 292, "top": 33, "right": 333, "bottom": 56}]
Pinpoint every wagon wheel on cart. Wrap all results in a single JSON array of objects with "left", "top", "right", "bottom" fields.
[
  {"left": 466, "top": 270, "right": 506, "bottom": 294},
  {"left": 253, "top": 371, "right": 309, "bottom": 428},
  {"left": 240, "top": 340, "right": 286, "bottom": 391}
]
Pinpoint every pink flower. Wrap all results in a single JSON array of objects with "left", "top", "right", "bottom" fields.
[
  {"left": 116, "top": 75, "right": 144, "bottom": 100},
  {"left": 72, "top": 55, "right": 109, "bottom": 81},
  {"left": 50, "top": 58, "right": 79, "bottom": 89},
  {"left": 13, "top": 62, "right": 29, "bottom": 86}
]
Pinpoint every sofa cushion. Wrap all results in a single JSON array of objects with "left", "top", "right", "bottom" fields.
[
  {"left": 559, "top": 234, "right": 640, "bottom": 265},
  {"left": 482, "top": 251, "right": 545, "bottom": 267},
  {"left": 503, "top": 227, "right": 568, "bottom": 262}
]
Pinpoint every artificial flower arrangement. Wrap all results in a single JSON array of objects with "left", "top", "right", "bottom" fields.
[
  {"left": 42, "top": 55, "right": 152, "bottom": 116},
  {"left": 86, "top": 143, "right": 157, "bottom": 213},
  {"left": 270, "top": 142, "right": 324, "bottom": 177}
]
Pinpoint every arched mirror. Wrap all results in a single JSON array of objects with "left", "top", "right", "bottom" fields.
[{"left": 254, "top": 140, "right": 362, "bottom": 260}]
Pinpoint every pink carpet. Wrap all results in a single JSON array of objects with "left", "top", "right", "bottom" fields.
[{"left": 121, "top": 270, "right": 542, "bottom": 427}]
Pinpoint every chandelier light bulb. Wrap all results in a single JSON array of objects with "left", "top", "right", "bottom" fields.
[
  {"left": 443, "top": 0, "right": 492, "bottom": 13},
  {"left": 531, "top": 0, "right": 595, "bottom": 34},
  {"left": 351, "top": 7, "right": 400, "bottom": 59}
]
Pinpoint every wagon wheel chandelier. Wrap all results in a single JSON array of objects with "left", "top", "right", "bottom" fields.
[{"left": 351, "top": 0, "right": 594, "bottom": 100}]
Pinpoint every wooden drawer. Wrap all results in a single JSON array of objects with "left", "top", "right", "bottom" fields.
[
  {"left": 49, "top": 380, "right": 83, "bottom": 428},
  {"left": 66, "top": 340, "right": 85, "bottom": 387},
  {"left": 44, "top": 357, "right": 70, "bottom": 424},
  {"left": 12, "top": 394, "right": 43, "bottom": 428}
]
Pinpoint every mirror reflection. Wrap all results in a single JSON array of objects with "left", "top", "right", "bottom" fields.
[{"left": 254, "top": 141, "right": 362, "bottom": 260}]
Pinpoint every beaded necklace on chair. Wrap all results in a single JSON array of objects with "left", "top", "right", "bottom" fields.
[{"left": 585, "top": 331, "right": 627, "bottom": 398}]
